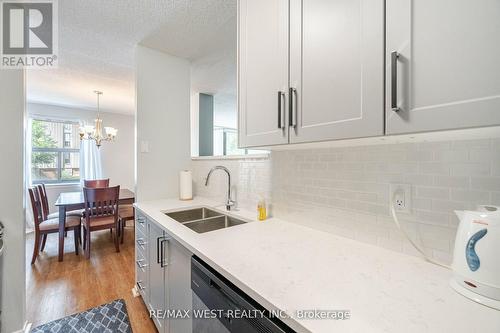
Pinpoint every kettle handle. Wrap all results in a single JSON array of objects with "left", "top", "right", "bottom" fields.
[{"left": 466, "top": 228, "right": 487, "bottom": 272}]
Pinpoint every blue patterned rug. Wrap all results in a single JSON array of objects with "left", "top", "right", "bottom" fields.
[{"left": 32, "top": 299, "right": 132, "bottom": 333}]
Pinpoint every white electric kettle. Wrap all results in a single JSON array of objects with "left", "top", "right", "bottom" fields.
[{"left": 451, "top": 205, "right": 500, "bottom": 310}]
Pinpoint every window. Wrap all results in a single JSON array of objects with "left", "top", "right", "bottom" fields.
[
  {"left": 213, "top": 126, "right": 263, "bottom": 156},
  {"left": 63, "top": 123, "right": 72, "bottom": 148},
  {"left": 31, "top": 119, "right": 80, "bottom": 184}
]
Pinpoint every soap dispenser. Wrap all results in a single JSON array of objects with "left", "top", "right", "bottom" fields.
[{"left": 257, "top": 196, "right": 267, "bottom": 221}]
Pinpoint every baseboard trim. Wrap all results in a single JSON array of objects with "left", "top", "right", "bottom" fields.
[{"left": 12, "top": 321, "right": 32, "bottom": 333}]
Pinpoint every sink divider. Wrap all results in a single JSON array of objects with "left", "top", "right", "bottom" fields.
[{"left": 181, "top": 214, "right": 226, "bottom": 225}]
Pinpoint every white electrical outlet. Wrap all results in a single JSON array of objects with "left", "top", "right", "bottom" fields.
[{"left": 390, "top": 183, "right": 412, "bottom": 213}]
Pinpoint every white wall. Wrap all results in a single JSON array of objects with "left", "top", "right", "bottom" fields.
[
  {"left": 0, "top": 70, "right": 26, "bottom": 332},
  {"left": 190, "top": 92, "right": 200, "bottom": 157},
  {"left": 136, "top": 45, "right": 191, "bottom": 201}
]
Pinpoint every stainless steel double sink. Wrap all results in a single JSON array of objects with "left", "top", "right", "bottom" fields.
[{"left": 164, "top": 207, "right": 247, "bottom": 233}]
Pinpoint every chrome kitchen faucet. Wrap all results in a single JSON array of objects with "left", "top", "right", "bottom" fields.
[{"left": 205, "top": 166, "right": 236, "bottom": 211}]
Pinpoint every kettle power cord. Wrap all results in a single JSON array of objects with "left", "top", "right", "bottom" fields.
[{"left": 390, "top": 189, "right": 451, "bottom": 269}]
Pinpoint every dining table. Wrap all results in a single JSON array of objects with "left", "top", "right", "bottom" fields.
[{"left": 54, "top": 188, "right": 135, "bottom": 261}]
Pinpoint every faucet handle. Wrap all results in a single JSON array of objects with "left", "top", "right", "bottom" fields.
[{"left": 226, "top": 199, "right": 236, "bottom": 211}]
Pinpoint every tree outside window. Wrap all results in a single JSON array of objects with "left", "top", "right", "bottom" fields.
[{"left": 31, "top": 119, "right": 80, "bottom": 184}]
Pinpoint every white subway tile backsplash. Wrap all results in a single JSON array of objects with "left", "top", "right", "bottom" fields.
[
  {"left": 416, "top": 186, "right": 450, "bottom": 199},
  {"left": 471, "top": 177, "right": 500, "bottom": 191},
  {"left": 469, "top": 149, "right": 496, "bottom": 163},
  {"left": 406, "top": 149, "right": 434, "bottom": 162},
  {"left": 452, "top": 139, "right": 491, "bottom": 149},
  {"left": 404, "top": 174, "right": 434, "bottom": 186},
  {"left": 431, "top": 199, "right": 471, "bottom": 213},
  {"left": 450, "top": 163, "right": 490, "bottom": 176},
  {"left": 192, "top": 138, "right": 500, "bottom": 266},
  {"left": 434, "top": 175, "right": 469, "bottom": 188},
  {"left": 412, "top": 197, "right": 432, "bottom": 210},
  {"left": 419, "top": 162, "right": 450, "bottom": 175},
  {"left": 491, "top": 192, "right": 500, "bottom": 205},
  {"left": 414, "top": 210, "right": 450, "bottom": 226},
  {"left": 417, "top": 141, "right": 452, "bottom": 150},
  {"left": 450, "top": 189, "right": 490, "bottom": 203},
  {"left": 434, "top": 149, "right": 469, "bottom": 162}
]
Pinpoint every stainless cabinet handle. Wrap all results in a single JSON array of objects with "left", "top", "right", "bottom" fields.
[
  {"left": 136, "top": 238, "right": 146, "bottom": 248},
  {"left": 289, "top": 87, "right": 297, "bottom": 128},
  {"left": 277, "top": 91, "right": 285, "bottom": 129},
  {"left": 160, "top": 238, "right": 170, "bottom": 267},
  {"left": 156, "top": 236, "right": 161, "bottom": 264},
  {"left": 391, "top": 51, "right": 400, "bottom": 112},
  {"left": 137, "top": 217, "right": 145, "bottom": 224},
  {"left": 136, "top": 259, "right": 148, "bottom": 269},
  {"left": 136, "top": 281, "right": 146, "bottom": 291}
]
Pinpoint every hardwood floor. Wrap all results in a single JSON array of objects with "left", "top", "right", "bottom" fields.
[{"left": 26, "top": 225, "right": 157, "bottom": 332}]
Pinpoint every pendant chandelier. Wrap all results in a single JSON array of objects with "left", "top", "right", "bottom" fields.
[{"left": 79, "top": 91, "right": 117, "bottom": 148}]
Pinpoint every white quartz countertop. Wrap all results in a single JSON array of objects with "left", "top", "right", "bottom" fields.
[{"left": 135, "top": 197, "right": 500, "bottom": 333}]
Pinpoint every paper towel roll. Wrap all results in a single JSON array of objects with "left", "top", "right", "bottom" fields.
[{"left": 179, "top": 170, "right": 193, "bottom": 200}]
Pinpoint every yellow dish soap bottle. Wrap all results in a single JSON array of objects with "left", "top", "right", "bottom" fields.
[{"left": 257, "top": 196, "right": 267, "bottom": 221}]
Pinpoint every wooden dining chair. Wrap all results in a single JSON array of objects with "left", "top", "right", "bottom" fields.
[
  {"left": 82, "top": 185, "right": 121, "bottom": 259},
  {"left": 84, "top": 179, "right": 110, "bottom": 188},
  {"left": 83, "top": 178, "right": 112, "bottom": 234},
  {"left": 118, "top": 205, "right": 134, "bottom": 244},
  {"left": 29, "top": 187, "right": 81, "bottom": 264},
  {"left": 38, "top": 184, "right": 83, "bottom": 220}
]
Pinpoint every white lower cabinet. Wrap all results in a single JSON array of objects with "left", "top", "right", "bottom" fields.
[
  {"left": 167, "top": 238, "right": 193, "bottom": 333},
  {"left": 135, "top": 209, "right": 193, "bottom": 333}
]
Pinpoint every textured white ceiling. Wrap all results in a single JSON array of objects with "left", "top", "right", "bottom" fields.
[{"left": 27, "top": 0, "right": 236, "bottom": 115}]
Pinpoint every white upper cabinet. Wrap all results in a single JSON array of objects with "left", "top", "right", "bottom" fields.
[
  {"left": 239, "top": 0, "right": 500, "bottom": 147},
  {"left": 386, "top": 0, "right": 500, "bottom": 134},
  {"left": 289, "top": 0, "right": 384, "bottom": 143},
  {"left": 238, "top": 0, "right": 289, "bottom": 147}
]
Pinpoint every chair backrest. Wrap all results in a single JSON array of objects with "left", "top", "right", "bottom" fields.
[
  {"left": 83, "top": 186, "right": 120, "bottom": 222},
  {"left": 28, "top": 187, "right": 44, "bottom": 229},
  {"left": 84, "top": 179, "right": 110, "bottom": 188},
  {"left": 37, "top": 184, "right": 50, "bottom": 220}
]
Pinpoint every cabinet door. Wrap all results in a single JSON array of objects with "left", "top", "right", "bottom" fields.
[
  {"left": 386, "top": 0, "right": 500, "bottom": 134},
  {"left": 238, "top": 0, "right": 289, "bottom": 147},
  {"left": 289, "top": 0, "right": 384, "bottom": 143},
  {"left": 148, "top": 221, "right": 166, "bottom": 333},
  {"left": 167, "top": 238, "right": 193, "bottom": 333}
]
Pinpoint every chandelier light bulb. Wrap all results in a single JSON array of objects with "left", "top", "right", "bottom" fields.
[{"left": 79, "top": 91, "right": 117, "bottom": 148}]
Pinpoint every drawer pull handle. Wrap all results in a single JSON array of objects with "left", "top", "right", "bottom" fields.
[
  {"left": 136, "top": 259, "right": 148, "bottom": 269},
  {"left": 136, "top": 281, "right": 146, "bottom": 291}
]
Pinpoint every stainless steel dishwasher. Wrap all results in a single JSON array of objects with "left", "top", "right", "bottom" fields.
[
  {"left": 191, "top": 256, "right": 295, "bottom": 333},
  {"left": 0, "top": 222, "right": 4, "bottom": 330}
]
